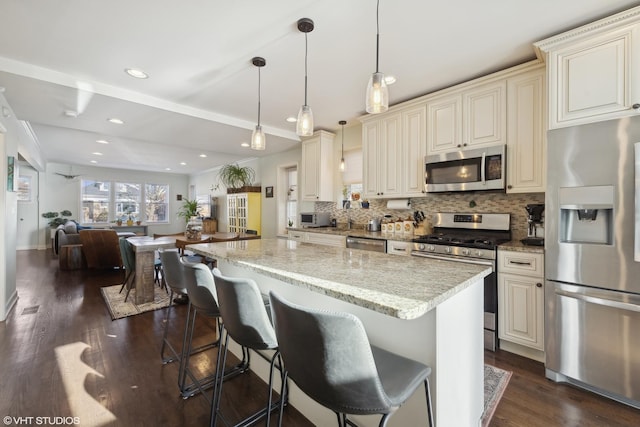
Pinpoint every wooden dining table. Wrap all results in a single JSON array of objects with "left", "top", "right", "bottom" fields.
[{"left": 174, "top": 232, "right": 261, "bottom": 254}]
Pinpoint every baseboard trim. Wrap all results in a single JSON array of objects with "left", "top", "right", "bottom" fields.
[
  {"left": 499, "top": 340, "right": 545, "bottom": 363},
  {"left": 1, "top": 290, "right": 18, "bottom": 321}
]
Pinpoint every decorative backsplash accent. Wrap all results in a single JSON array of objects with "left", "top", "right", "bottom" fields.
[{"left": 315, "top": 192, "right": 545, "bottom": 241}]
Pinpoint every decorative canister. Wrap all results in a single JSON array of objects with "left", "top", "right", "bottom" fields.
[
  {"left": 403, "top": 219, "right": 415, "bottom": 235},
  {"left": 185, "top": 216, "right": 203, "bottom": 240},
  {"left": 381, "top": 222, "right": 388, "bottom": 233},
  {"left": 394, "top": 219, "right": 403, "bottom": 234}
]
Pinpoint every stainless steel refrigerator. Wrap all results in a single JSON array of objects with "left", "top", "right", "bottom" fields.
[{"left": 546, "top": 115, "right": 640, "bottom": 409}]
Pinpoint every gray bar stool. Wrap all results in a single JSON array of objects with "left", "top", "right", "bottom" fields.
[
  {"left": 181, "top": 262, "right": 250, "bottom": 402},
  {"left": 158, "top": 249, "right": 215, "bottom": 365},
  {"left": 210, "top": 268, "right": 286, "bottom": 427},
  {"left": 269, "top": 291, "right": 434, "bottom": 427}
]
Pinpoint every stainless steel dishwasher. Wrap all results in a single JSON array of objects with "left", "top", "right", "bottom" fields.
[{"left": 345, "top": 236, "right": 387, "bottom": 253}]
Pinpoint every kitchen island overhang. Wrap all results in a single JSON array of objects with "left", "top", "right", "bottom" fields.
[{"left": 188, "top": 238, "right": 490, "bottom": 427}]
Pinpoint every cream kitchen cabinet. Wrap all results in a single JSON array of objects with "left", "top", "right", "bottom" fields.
[
  {"left": 535, "top": 8, "right": 640, "bottom": 128},
  {"left": 506, "top": 65, "right": 546, "bottom": 193},
  {"left": 426, "top": 81, "right": 506, "bottom": 155},
  {"left": 361, "top": 104, "right": 426, "bottom": 199},
  {"left": 361, "top": 112, "right": 403, "bottom": 199},
  {"left": 498, "top": 249, "right": 544, "bottom": 361},
  {"left": 300, "top": 130, "right": 335, "bottom": 201},
  {"left": 287, "top": 230, "right": 346, "bottom": 247}
]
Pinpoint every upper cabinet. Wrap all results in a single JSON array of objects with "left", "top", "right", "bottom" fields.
[
  {"left": 300, "top": 130, "right": 335, "bottom": 202},
  {"left": 506, "top": 65, "right": 546, "bottom": 193},
  {"left": 427, "top": 81, "right": 506, "bottom": 154},
  {"left": 534, "top": 7, "right": 640, "bottom": 128},
  {"left": 361, "top": 105, "right": 426, "bottom": 199}
]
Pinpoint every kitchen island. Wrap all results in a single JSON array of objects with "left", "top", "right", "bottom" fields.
[{"left": 188, "top": 238, "right": 490, "bottom": 427}]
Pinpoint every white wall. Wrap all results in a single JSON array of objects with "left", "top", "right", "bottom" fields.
[{"left": 38, "top": 162, "right": 191, "bottom": 247}]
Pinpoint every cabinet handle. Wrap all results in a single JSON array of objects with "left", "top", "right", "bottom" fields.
[
  {"left": 536, "top": 283, "right": 542, "bottom": 288},
  {"left": 633, "top": 103, "right": 640, "bottom": 110},
  {"left": 510, "top": 260, "right": 532, "bottom": 266}
]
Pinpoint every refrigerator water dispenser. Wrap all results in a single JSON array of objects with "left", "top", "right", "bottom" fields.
[{"left": 559, "top": 186, "right": 614, "bottom": 245}]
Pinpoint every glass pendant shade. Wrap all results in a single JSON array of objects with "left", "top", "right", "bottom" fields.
[
  {"left": 296, "top": 104, "right": 314, "bottom": 136},
  {"left": 340, "top": 157, "right": 345, "bottom": 171},
  {"left": 366, "top": 72, "right": 389, "bottom": 114},
  {"left": 251, "top": 125, "right": 266, "bottom": 150}
]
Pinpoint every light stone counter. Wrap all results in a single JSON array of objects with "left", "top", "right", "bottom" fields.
[
  {"left": 187, "top": 238, "right": 490, "bottom": 320},
  {"left": 287, "top": 226, "right": 419, "bottom": 242},
  {"left": 499, "top": 240, "right": 545, "bottom": 254}
]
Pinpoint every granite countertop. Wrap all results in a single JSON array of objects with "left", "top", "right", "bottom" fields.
[
  {"left": 288, "top": 226, "right": 417, "bottom": 242},
  {"left": 187, "top": 238, "right": 490, "bottom": 320},
  {"left": 499, "top": 240, "right": 545, "bottom": 254}
]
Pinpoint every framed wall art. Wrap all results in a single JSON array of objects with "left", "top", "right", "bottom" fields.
[
  {"left": 6, "top": 156, "right": 17, "bottom": 192},
  {"left": 265, "top": 186, "right": 274, "bottom": 198}
]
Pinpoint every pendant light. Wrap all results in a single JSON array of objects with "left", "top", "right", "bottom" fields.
[
  {"left": 296, "top": 18, "right": 314, "bottom": 136},
  {"left": 366, "top": 0, "right": 389, "bottom": 114},
  {"left": 251, "top": 57, "right": 266, "bottom": 150},
  {"left": 339, "top": 120, "right": 346, "bottom": 171}
]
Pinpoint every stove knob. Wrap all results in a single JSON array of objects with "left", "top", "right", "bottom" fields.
[
  {"left": 462, "top": 248, "right": 470, "bottom": 256},
  {"left": 476, "top": 250, "right": 483, "bottom": 257},
  {"left": 428, "top": 245, "right": 435, "bottom": 252},
  {"left": 444, "top": 246, "right": 451, "bottom": 254},
  {"left": 418, "top": 244, "right": 425, "bottom": 250}
]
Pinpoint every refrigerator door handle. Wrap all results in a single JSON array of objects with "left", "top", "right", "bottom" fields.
[
  {"left": 635, "top": 142, "right": 640, "bottom": 262},
  {"left": 555, "top": 288, "right": 640, "bottom": 313}
]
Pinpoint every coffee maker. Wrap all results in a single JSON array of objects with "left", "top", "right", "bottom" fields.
[{"left": 521, "top": 204, "right": 545, "bottom": 246}]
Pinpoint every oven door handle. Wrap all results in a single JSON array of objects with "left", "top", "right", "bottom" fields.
[{"left": 411, "top": 251, "right": 494, "bottom": 269}]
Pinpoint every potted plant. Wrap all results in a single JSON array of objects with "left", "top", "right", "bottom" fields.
[
  {"left": 218, "top": 163, "right": 259, "bottom": 193},
  {"left": 177, "top": 199, "right": 199, "bottom": 223},
  {"left": 42, "top": 210, "right": 73, "bottom": 228}
]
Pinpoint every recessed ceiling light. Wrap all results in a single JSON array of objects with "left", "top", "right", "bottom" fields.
[
  {"left": 286, "top": 116, "right": 297, "bottom": 123},
  {"left": 107, "top": 117, "right": 124, "bottom": 124},
  {"left": 199, "top": 154, "right": 207, "bottom": 158},
  {"left": 64, "top": 110, "right": 78, "bottom": 118},
  {"left": 241, "top": 142, "right": 250, "bottom": 148},
  {"left": 96, "top": 139, "right": 110, "bottom": 144},
  {"left": 384, "top": 75, "right": 397, "bottom": 85},
  {"left": 125, "top": 68, "right": 149, "bottom": 79},
  {"left": 180, "top": 162, "right": 187, "bottom": 166},
  {"left": 92, "top": 152, "right": 103, "bottom": 156},
  {"left": 90, "top": 160, "right": 97, "bottom": 164},
  {"left": 165, "top": 167, "right": 172, "bottom": 171}
]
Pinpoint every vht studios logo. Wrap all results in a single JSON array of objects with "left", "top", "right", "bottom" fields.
[{"left": 3, "top": 416, "right": 80, "bottom": 425}]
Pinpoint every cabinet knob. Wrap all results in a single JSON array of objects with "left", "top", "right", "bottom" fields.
[
  {"left": 536, "top": 282, "right": 543, "bottom": 288},
  {"left": 507, "top": 184, "right": 513, "bottom": 189},
  {"left": 633, "top": 103, "right": 640, "bottom": 110},
  {"left": 463, "top": 143, "right": 468, "bottom": 147},
  {"left": 457, "top": 144, "right": 462, "bottom": 148}
]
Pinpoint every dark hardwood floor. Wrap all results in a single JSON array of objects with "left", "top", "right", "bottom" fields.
[{"left": 1, "top": 249, "right": 639, "bottom": 426}]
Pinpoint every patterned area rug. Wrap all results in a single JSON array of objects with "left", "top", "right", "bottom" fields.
[
  {"left": 100, "top": 284, "right": 173, "bottom": 320},
  {"left": 482, "top": 364, "right": 512, "bottom": 427}
]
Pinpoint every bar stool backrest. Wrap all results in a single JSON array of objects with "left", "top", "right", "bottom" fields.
[
  {"left": 269, "top": 291, "right": 393, "bottom": 415},
  {"left": 212, "top": 269, "right": 277, "bottom": 350},
  {"left": 158, "top": 249, "right": 188, "bottom": 295},
  {"left": 184, "top": 263, "right": 220, "bottom": 317}
]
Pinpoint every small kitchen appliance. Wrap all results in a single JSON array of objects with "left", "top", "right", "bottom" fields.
[
  {"left": 300, "top": 212, "right": 331, "bottom": 227},
  {"left": 521, "top": 204, "right": 545, "bottom": 246},
  {"left": 411, "top": 212, "right": 511, "bottom": 351},
  {"left": 366, "top": 217, "right": 381, "bottom": 232}
]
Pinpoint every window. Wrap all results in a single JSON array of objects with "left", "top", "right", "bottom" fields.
[
  {"left": 17, "top": 175, "right": 31, "bottom": 202},
  {"left": 80, "top": 180, "right": 169, "bottom": 224},
  {"left": 115, "top": 182, "right": 141, "bottom": 220},
  {"left": 146, "top": 183, "right": 169, "bottom": 223},
  {"left": 286, "top": 167, "right": 297, "bottom": 227},
  {"left": 81, "top": 180, "right": 111, "bottom": 223}
]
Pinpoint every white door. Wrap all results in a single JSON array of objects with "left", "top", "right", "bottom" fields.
[{"left": 16, "top": 162, "right": 39, "bottom": 250}]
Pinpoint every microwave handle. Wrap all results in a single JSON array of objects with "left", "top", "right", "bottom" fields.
[{"left": 481, "top": 151, "right": 486, "bottom": 185}]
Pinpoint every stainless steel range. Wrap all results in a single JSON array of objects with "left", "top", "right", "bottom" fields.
[{"left": 412, "top": 213, "right": 511, "bottom": 351}]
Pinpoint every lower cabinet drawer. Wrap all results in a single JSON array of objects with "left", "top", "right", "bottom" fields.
[{"left": 498, "top": 250, "right": 544, "bottom": 277}]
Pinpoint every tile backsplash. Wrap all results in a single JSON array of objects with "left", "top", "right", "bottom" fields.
[{"left": 315, "top": 192, "right": 545, "bottom": 241}]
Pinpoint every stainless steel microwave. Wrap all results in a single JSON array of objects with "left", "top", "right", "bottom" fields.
[
  {"left": 424, "top": 145, "right": 506, "bottom": 193},
  {"left": 300, "top": 212, "right": 331, "bottom": 227}
]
